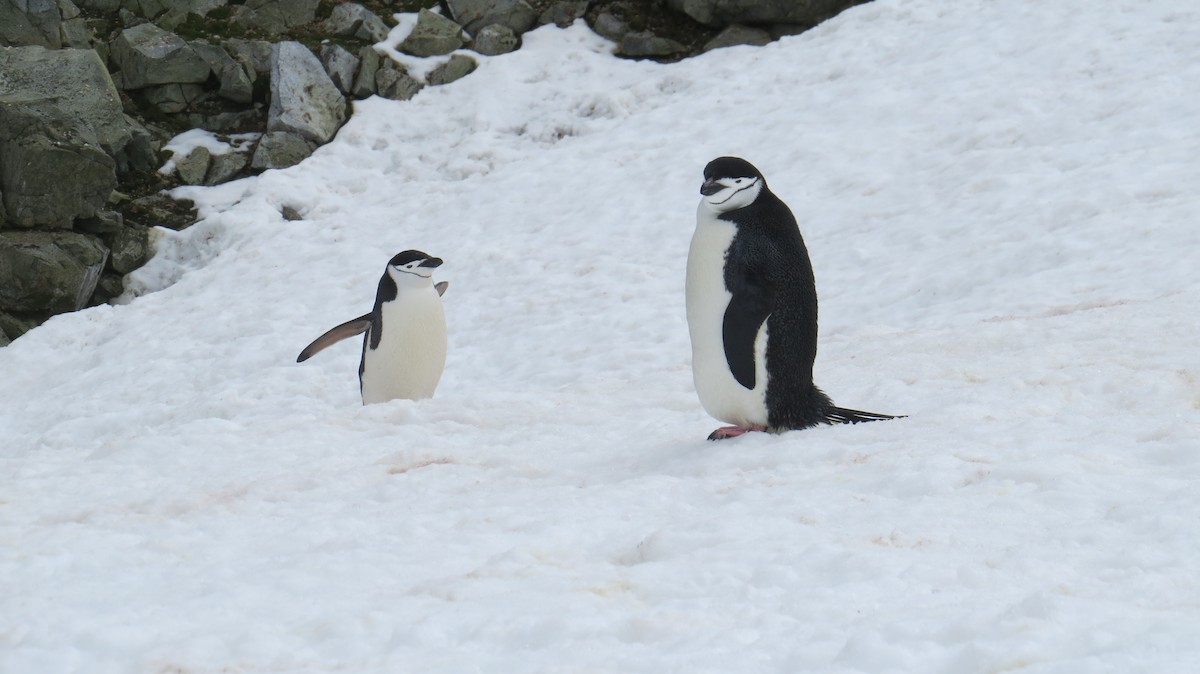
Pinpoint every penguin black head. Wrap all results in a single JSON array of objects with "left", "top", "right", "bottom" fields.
[
  {"left": 700, "top": 156, "right": 766, "bottom": 214},
  {"left": 387, "top": 249, "right": 443, "bottom": 281}
]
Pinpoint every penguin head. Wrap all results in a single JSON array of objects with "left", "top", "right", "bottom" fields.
[
  {"left": 386, "top": 249, "right": 442, "bottom": 287},
  {"left": 700, "top": 156, "right": 765, "bottom": 214}
]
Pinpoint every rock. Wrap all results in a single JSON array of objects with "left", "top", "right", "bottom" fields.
[
  {"left": 230, "top": 0, "right": 320, "bottom": 36},
  {"left": 0, "top": 230, "right": 109, "bottom": 314},
  {"left": 160, "top": 0, "right": 228, "bottom": 16},
  {"left": 105, "top": 222, "right": 150, "bottom": 273},
  {"left": 115, "top": 114, "right": 164, "bottom": 175},
  {"left": 142, "top": 82, "right": 206, "bottom": 113},
  {"left": 665, "top": 0, "right": 863, "bottom": 28},
  {"left": 280, "top": 204, "right": 303, "bottom": 221},
  {"left": 268, "top": 42, "right": 346, "bottom": 144},
  {"left": 89, "top": 272, "right": 125, "bottom": 305},
  {"left": 320, "top": 44, "right": 360, "bottom": 95},
  {"left": 250, "top": 131, "right": 314, "bottom": 170},
  {"left": 592, "top": 11, "right": 629, "bottom": 42},
  {"left": 471, "top": 23, "right": 517, "bottom": 56},
  {"left": 173, "top": 145, "right": 210, "bottom": 184},
  {"left": 538, "top": 1, "right": 587, "bottom": 27},
  {"left": 0, "top": 311, "right": 41, "bottom": 342},
  {"left": 702, "top": 23, "right": 772, "bottom": 51},
  {"left": 77, "top": 0, "right": 121, "bottom": 12},
  {"left": 618, "top": 31, "right": 686, "bottom": 58},
  {"left": 0, "top": 0, "right": 62, "bottom": 48},
  {"left": 184, "top": 108, "right": 263, "bottom": 133},
  {"left": 192, "top": 41, "right": 254, "bottom": 104},
  {"left": 60, "top": 13, "right": 93, "bottom": 49},
  {"left": 224, "top": 38, "right": 273, "bottom": 78},
  {"left": 446, "top": 0, "right": 536, "bottom": 36},
  {"left": 323, "top": 3, "right": 391, "bottom": 43},
  {"left": 400, "top": 8, "right": 465, "bottom": 57},
  {"left": 351, "top": 46, "right": 381, "bottom": 98},
  {"left": 204, "top": 149, "right": 248, "bottom": 184},
  {"left": 0, "top": 101, "right": 117, "bottom": 228},
  {"left": 110, "top": 22, "right": 211, "bottom": 90},
  {"left": 0, "top": 327, "right": 8, "bottom": 346},
  {"left": 427, "top": 54, "right": 476, "bottom": 86},
  {"left": 375, "top": 64, "right": 422, "bottom": 101},
  {"left": 0, "top": 46, "right": 130, "bottom": 155}
]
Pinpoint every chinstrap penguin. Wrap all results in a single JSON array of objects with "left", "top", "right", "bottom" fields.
[
  {"left": 685, "top": 156, "right": 902, "bottom": 440},
  {"left": 297, "top": 250, "right": 448, "bottom": 404}
]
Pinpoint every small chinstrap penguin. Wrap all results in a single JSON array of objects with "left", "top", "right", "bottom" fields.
[
  {"left": 297, "top": 250, "right": 448, "bottom": 405},
  {"left": 685, "top": 156, "right": 903, "bottom": 441}
]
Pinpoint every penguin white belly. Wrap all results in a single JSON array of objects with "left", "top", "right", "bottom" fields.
[
  {"left": 360, "top": 287, "right": 446, "bottom": 404},
  {"left": 686, "top": 208, "right": 770, "bottom": 428}
]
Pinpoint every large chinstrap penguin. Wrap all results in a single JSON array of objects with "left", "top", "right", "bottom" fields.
[
  {"left": 298, "top": 250, "right": 448, "bottom": 405},
  {"left": 685, "top": 156, "right": 902, "bottom": 440}
]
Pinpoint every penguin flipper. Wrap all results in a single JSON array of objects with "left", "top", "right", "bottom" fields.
[
  {"left": 296, "top": 313, "right": 373, "bottom": 363},
  {"left": 722, "top": 286, "right": 772, "bottom": 390},
  {"left": 825, "top": 406, "right": 906, "bottom": 424},
  {"left": 435, "top": 281, "right": 448, "bottom": 297}
]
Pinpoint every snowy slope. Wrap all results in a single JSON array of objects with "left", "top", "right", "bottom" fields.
[{"left": 3, "top": 1, "right": 1199, "bottom": 672}]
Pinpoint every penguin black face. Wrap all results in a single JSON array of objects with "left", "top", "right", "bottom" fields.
[
  {"left": 387, "top": 249, "right": 443, "bottom": 281},
  {"left": 700, "top": 156, "right": 765, "bottom": 214}
]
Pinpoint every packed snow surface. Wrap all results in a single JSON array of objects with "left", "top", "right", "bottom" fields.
[{"left": 3, "top": 1, "right": 1199, "bottom": 671}]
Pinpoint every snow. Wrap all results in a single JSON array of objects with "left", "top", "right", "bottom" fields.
[
  {"left": 158, "top": 130, "right": 260, "bottom": 175},
  {"left": 3, "top": 0, "right": 1200, "bottom": 671}
]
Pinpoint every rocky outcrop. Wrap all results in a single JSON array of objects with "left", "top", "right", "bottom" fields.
[{"left": 0, "top": 231, "right": 108, "bottom": 315}]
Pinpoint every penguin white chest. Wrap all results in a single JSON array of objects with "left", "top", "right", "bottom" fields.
[
  {"left": 360, "top": 286, "right": 446, "bottom": 404},
  {"left": 685, "top": 206, "right": 770, "bottom": 427}
]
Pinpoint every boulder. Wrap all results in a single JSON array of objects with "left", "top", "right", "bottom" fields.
[
  {"left": 0, "top": 0, "right": 62, "bottom": 48},
  {"left": 665, "top": 0, "right": 864, "bottom": 28},
  {"left": 192, "top": 41, "right": 254, "bottom": 104},
  {"left": 351, "top": 46, "right": 381, "bottom": 98},
  {"left": 142, "top": 82, "right": 206, "bottom": 113},
  {"left": 592, "top": 11, "right": 630, "bottom": 42},
  {"left": 0, "top": 230, "right": 109, "bottom": 314},
  {"left": 267, "top": 41, "right": 346, "bottom": 144},
  {"left": 224, "top": 38, "right": 273, "bottom": 78},
  {"left": 0, "top": 100, "right": 117, "bottom": 228},
  {"left": 320, "top": 44, "right": 360, "bottom": 95},
  {"left": 204, "top": 148, "right": 249, "bottom": 184},
  {"left": 250, "top": 131, "right": 314, "bottom": 170},
  {"left": 105, "top": 222, "right": 150, "bottom": 273},
  {"left": 446, "top": 0, "right": 536, "bottom": 36},
  {"left": 230, "top": 0, "right": 320, "bottom": 36},
  {"left": 702, "top": 24, "right": 772, "bottom": 51},
  {"left": 427, "top": 54, "right": 477, "bottom": 86},
  {"left": 472, "top": 24, "right": 518, "bottom": 56},
  {"left": 0, "top": 327, "right": 8, "bottom": 346},
  {"left": 375, "top": 64, "right": 422, "bottom": 101},
  {"left": 323, "top": 3, "right": 391, "bottom": 43},
  {"left": 76, "top": 209, "right": 124, "bottom": 235},
  {"left": 0, "top": 311, "right": 40, "bottom": 342},
  {"left": 399, "top": 8, "right": 466, "bottom": 57},
  {"left": 116, "top": 114, "right": 164, "bottom": 175},
  {"left": 124, "top": 193, "right": 196, "bottom": 230},
  {"left": 110, "top": 22, "right": 211, "bottom": 90},
  {"left": 173, "top": 145, "right": 210, "bottom": 184},
  {"left": 538, "top": 1, "right": 588, "bottom": 27}
]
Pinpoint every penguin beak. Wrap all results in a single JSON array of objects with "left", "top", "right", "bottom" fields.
[
  {"left": 419, "top": 257, "right": 443, "bottom": 268},
  {"left": 700, "top": 178, "right": 723, "bottom": 196}
]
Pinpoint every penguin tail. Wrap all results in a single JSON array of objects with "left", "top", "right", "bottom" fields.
[{"left": 825, "top": 406, "right": 906, "bottom": 425}]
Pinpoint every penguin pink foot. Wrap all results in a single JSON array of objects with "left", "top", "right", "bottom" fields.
[{"left": 707, "top": 424, "right": 767, "bottom": 441}]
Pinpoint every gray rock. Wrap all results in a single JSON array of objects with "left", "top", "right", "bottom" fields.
[
  {"left": 0, "top": 101, "right": 116, "bottom": 228},
  {"left": 400, "top": 8, "right": 465, "bottom": 57},
  {"left": 105, "top": 222, "right": 149, "bottom": 273},
  {"left": 124, "top": 192, "right": 196, "bottom": 230},
  {"left": 0, "top": 230, "right": 109, "bottom": 314},
  {"left": 320, "top": 44, "right": 360, "bottom": 95},
  {"left": 173, "top": 145, "right": 209, "bottom": 184},
  {"left": 427, "top": 54, "right": 476, "bottom": 86},
  {"left": 323, "top": 3, "right": 391, "bottom": 43},
  {"left": 115, "top": 114, "right": 163, "bottom": 175},
  {"left": 250, "top": 131, "right": 314, "bottom": 170},
  {"left": 77, "top": 0, "right": 122, "bottom": 12},
  {"left": 0, "top": 311, "right": 41, "bottom": 342},
  {"left": 472, "top": 23, "right": 517, "bottom": 56},
  {"left": 89, "top": 272, "right": 125, "bottom": 306},
  {"left": 280, "top": 204, "right": 303, "bottom": 221},
  {"left": 224, "top": 38, "right": 273, "bottom": 78},
  {"left": 110, "top": 22, "right": 211, "bottom": 89},
  {"left": 665, "top": 0, "right": 863, "bottom": 28},
  {"left": 0, "top": 46, "right": 130, "bottom": 155},
  {"left": 76, "top": 209, "right": 125, "bottom": 235},
  {"left": 268, "top": 41, "right": 346, "bottom": 144},
  {"left": 538, "top": 1, "right": 588, "bottom": 27},
  {"left": 618, "top": 31, "right": 686, "bottom": 58},
  {"left": 60, "top": 16, "right": 93, "bottom": 49},
  {"left": 702, "top": 23, "right": 772, "bottom": 51},
  {"left": 142, "top": 82, "right": 205, "bottom": 113},
  {"left": 0, "top": 0, "right": 61, "bottom": 48},
  {"left": 446, "top": 0, "right": 536, "bottom": 36},
  {"left": 591, "top": 11, "right": 629, "bottom": 42},
  {"left": 184, "top": 108, "right": 262, "bottom": 133},
  {"left": 0, "top": 327, "right": 8, "bottom": 346},
  {"left": 192, "top": 41, "right": 254, "bottom": 104},
  {"left": 351, "top": 46, "right": 381, "bottom": 98},
  {"left": 159, "top": 0, "right": 227, "bottom": 16},
  {"left": 204, "top": 149, "right": 248, "bottom": 184},
  {"left": 375, "top": 64, "right": 422, "bottom": 101},
  {"left": 231, "top": 0, "right": 320, "bottom": 36}
]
